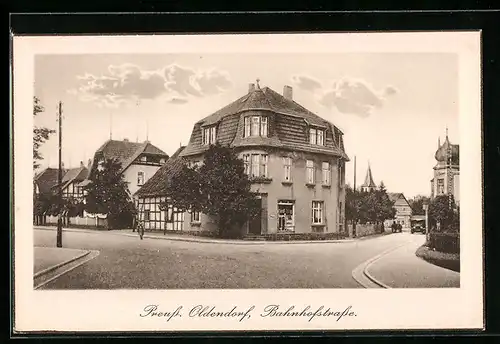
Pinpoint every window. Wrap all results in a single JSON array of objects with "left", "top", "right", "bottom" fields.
[
  {"left": 251, "top": 154, "right": 260, "bottom": 178},
  {"left": 137, "top": 171, "right": 145, "bottom": 186},
  {"left": 243, "top": 116, "right": 268, "bottom": 137},
  {"left": 260, "top": 117, "right": 268, "bottom": 137},
  {"left": 283, "top": 157, "right": 292, "bottom": 182},
  {"left": 202, "top": 126, "right": 217, "bottom": 145},
  {"left": 191, "top": 210, "right": 201, "bottom": 223},
  {"left": 309, "top": 128, "right": 325, "bottom": 146},
  {"left": 437, "top": 179, "right": 444, "bottom": 194},
  {"left": 306, "top": 160, "right": 315, "bottom": 184},
  {"left": 244, "top": 117, "right": 251, "bottom": 137},
  {"left": 243, "top": 154, "right": 251, "bottom": 175},
  {"left": 322, "top": 162, "right": 331, "bottom": 185},
  {"left": 173, "top": 208, "right": 184, "bottom": 231},
  {"left": 144, "top": 209, "right": 150, "bottom": 221},
  {"left": 312, "top": 201, "right": 324, "bottom": 224},
  {"left": 260, "top": 154, "right": 268, "bottom": 177},
  {"left": 244, "top": 154, "right": 268, "bottom": 178}
]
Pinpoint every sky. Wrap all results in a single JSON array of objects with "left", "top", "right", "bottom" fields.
[{"left": 34, "top": 53, "right": 459, "bottom": 199}]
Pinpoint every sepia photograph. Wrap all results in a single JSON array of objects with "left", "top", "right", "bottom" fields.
[{"left": 14, "top": 32, "right": 482, "bottom": 332}]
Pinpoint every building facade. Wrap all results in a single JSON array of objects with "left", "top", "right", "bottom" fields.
[
  {"left": 430, "top": 133, "right": 460, "bottom": 205},
  {"left": 135, "top": 81, "right": 349, "bottom": 236},
  {"left": 83, "top": 139, "right": 169, "bottom": 198},
  {"left": 384, "top": 192, "right": 412, "bottom": 229}
]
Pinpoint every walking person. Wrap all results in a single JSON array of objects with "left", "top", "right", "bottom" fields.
[{"left": 391, "top": 221, "right": 397, "bottom": 233}]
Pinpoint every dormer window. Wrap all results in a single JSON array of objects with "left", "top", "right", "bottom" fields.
[
  {"left": 309, "top": 128, "right": 325, "bottom": 146},
  {"left": 202, "top": 126, "right": 217, "bottom": 145},
  {"left": 244, "top": 116, "right": 268, "bottom": 137}
]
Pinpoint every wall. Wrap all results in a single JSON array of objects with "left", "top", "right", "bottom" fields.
[
  {"left": 123, "top": 163, "right": 163, "bottom": 196},
  {"left": 238, "top": 148, "right": 345, "bottom": 235},
  {"left": 348, "top": 223, "right": 382, "bottom": 237}
]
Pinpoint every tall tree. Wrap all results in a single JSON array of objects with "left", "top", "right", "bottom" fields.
[
  {"left": 162, "top": 143, "right": 260, "bottom": 238},
  {"left": 428, "top": 194, "right": 458, "bottom": 232},
  {"left": 84, "top": 158, "right": 136, "bottom": 229},
  {"left": 408, "top": 195, "right": 431, "bottom": 215},
  {"left": 33, "top": 97, "right": 56, "bottom": 170}
]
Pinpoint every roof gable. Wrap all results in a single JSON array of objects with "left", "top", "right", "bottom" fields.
[
  {"left": 34, "top": 168, "right": 60, "bottom": 194},
  {"left": 134, "top": 157, "right": 186, "bottom": 197},
  {"left": 180, "top": 85, "right": 349, "bottom": 160}
]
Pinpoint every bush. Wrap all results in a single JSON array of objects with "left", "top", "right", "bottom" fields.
[{"left": 428, "top": 232, "right": 460, "bottom": 254}]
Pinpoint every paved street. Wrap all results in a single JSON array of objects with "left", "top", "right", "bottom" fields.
[
  {"left": 34, "top": 228, "right": 457, "bottom": 289},
  {"left": 366, "top": 234, "right": 460, "bottom": 288}
]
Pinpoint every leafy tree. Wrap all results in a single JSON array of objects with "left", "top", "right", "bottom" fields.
[
  {"left": 347, "top": 182, "right": 396, "bottom": 228},
  {"left": 33, "top": 97, "right": 56, "bottom": 170},
  {"left": 409, "top": 195, "right": 431, "bottom": 215},
  {"left": 428, "top": 194, "right": 458, "bottom": 232},
  {"left": 162, "top": 143, "right": 260, "bottom": 238},
  {"left": 84, "top": 158, "right": 136, "bottom": 229}
]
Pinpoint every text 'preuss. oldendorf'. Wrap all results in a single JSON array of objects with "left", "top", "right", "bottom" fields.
[{"left": 139, "top": 304, "right": 357, "bottom": 323}]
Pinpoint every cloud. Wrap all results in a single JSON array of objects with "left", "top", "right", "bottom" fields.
[
  {"left": 292, "top": 74, "right": 398, "bottom": 117},
  {"left": 69, "top": 63, "right": 232, "bottom": 108},
  {"left": 291, "top": 74, "right": 323, "bottom": 92}
]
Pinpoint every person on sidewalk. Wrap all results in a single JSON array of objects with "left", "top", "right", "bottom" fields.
[{"left": 391, "top": 221, "right": 397, "bottom": 233}]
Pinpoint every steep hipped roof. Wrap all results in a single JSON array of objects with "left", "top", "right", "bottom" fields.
[
  {"left": 362, "top": 165, "right": 376, "bottom": 188},
  {"left": 34, "top": 167, "right": 61, "bottom": 194},
  {"left": 134, "top": 157, "right": 186, "bottom": 197},
  {"left": 93, "top": 139, "right": 168, "bottom": 173},
  {"left": 180, "top": 85, "right": 349, "bottom": 159}
]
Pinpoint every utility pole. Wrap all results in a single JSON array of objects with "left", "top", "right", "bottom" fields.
[{"left": 57, "top": 101, "right": 63, "bottom": 248}]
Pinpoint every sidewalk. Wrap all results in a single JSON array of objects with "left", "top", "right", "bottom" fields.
[
  {"left": 34, "top": 246, "right": 90, "bottom": 276},
  {"left": 32, "top": 225, "right": 393, "bottom": 245},
  {"left": 365, "top": 237, "right": 460, "bottom": 288}
]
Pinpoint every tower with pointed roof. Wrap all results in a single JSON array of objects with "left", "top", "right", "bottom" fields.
[
  {"left": 430, "top": 129, "right": 460, "bottom": 204},
  {"left": 361, "top": 163, "right": 377, "bottom": 192}
]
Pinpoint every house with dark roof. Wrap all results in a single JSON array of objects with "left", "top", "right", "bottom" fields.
[
  {"left": 384, "top": 192, "right": 412, "bottom": 229},
  {"left": 135, "top": 81, "right": 349, "bottom": 236},
  {"left": 34, "top": 167, "right": 61, "bottom": 197},
  {"left": 53, "top": 161, "right": 90, "bottom": 203},
  {"left": 83, "top": 139, "right": 169, "bottom": 197}
]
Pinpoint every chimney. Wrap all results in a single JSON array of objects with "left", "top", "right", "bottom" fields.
[
  {"left": 87, "top": 158, "right": 92, "bottom": 169},
  {"left": 123, "top": 138, "right": 129, "bottom": 142},
  {"left": 80, "top": 161, "right": 84, "bottom": 168},
  {"left": 283, "top": 85, "right": 293, "bottom": 100},
  {"left": 248, "top": 83, "right": 255, "bottom": 93}
]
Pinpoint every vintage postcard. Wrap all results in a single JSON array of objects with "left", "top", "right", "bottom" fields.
[{"left": 13, "top": 32, "right": 483, "bottom": 332}]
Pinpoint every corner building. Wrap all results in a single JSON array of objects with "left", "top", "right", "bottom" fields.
[{"left": 176, "top": 81, "right": 349, "bottom": 236}]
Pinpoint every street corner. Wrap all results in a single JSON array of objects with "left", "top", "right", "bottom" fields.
[
  {"left": 363, "top": 240, "right": 460, "bottom": 288},
  {"left": 34, "top": 246, "right": 100, "bottom": 290}
]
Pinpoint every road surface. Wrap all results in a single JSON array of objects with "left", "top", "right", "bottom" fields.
[{"left": 33, "top": 229, "right": 447, "bottom": 289}]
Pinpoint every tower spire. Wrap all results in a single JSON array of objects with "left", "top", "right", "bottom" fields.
[
  {"left": 438, "top": 136, "right": 441, "bottom": 148},
  {"left": 445, "top": 126, "right": 449, "bottom": 139},
  {"left": 109, "top": 111, "right": 113, "bottom": 140}
]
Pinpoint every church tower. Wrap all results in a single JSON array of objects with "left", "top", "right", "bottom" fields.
[
  {"left": 361, "top": 163, "right": 377, "bottom": 192},
  {"left": 430, "top": 129, "right": 460, "bottom": 205}
]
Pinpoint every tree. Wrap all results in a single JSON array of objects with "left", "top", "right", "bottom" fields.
[
  {"left": 408, "top": 195, "right": 431, "bottom": 215},
  {"left": 162, "top": 143, "right": 260, "bottom": 238},
  {"left": 33, "top": 97, "right": 56, "bottom": 170},
  {"left": 348, "top": 182, "right": 396, "bottom": 229},
  {"left": 428, "top": 194, "right": 458, "bottom": 232},
  {"left": 84, "top": 158, "right": 136, "bottom": 229}
]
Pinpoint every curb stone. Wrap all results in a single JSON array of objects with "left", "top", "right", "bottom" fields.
[
  {"left": 34, "top": 226, "right": 365, "bottom": 245},
  {"left": 34, "top": 249, "right": 91, "bottom": 278}
]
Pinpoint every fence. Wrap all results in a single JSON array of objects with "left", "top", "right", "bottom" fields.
[
  {"left": 428, "top": 232, "right": 460, "bottom": 254},
  {"left": 348, "top": 223, "right": 385, "bottom": 238},
  {"left": 41, "top": 215, "right": 108, "bottom": 229}
]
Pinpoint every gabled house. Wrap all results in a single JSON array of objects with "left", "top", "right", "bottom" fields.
[
  {"left": 84, "top": 139, "right": 169, "bottom": 197},
  {"left": 384, "top": 192, "right": 412, "bottom": 229},
  {"left": 135, "top": 81, "right": 349, "bottom": 236},
  {"left": 53, "top": 161, "right": 90, "bottom": 202},
  {"left": 34, "top": 167, "right": 61, "bottom": 198}
]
